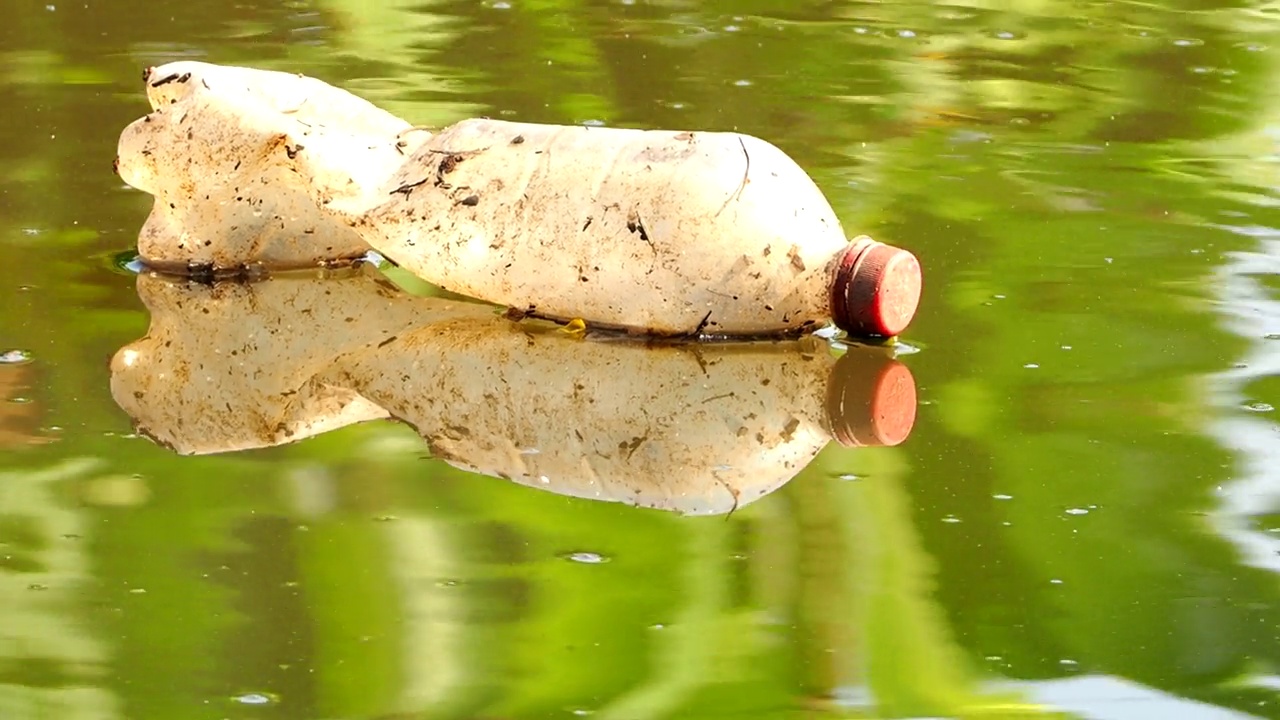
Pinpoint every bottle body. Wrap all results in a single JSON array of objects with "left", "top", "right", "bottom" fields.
[{"left": 355, "top": 119, "right": 853, "bottom": 336}]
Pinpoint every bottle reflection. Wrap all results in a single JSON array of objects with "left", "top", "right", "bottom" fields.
[{"left": 111, "top": 264, "right": 917, "bottom": 515}]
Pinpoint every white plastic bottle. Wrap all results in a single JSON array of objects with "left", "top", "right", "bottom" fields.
[{"left": 118, "top": 61, "right": 923, "bottom": 338}]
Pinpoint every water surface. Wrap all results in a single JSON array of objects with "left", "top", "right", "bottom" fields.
[{"left": 3, "top": 2, "right": 1280, "bottom": 719}]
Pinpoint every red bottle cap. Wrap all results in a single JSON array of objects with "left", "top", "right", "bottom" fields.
[
  {"left": 826, "top": 350, "right": 918, "bottom": 447},
  {"left": 831, "top": 237, "right": 922, "bottom": 338}
]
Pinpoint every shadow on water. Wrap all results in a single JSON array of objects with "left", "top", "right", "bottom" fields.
[{"left": 2, "top": 1, "right": 1280, "bottom": 719}]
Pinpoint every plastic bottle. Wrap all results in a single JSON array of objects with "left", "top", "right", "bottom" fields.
[{"left": 118, "top": 61, "right": 923, "bottom": 338}]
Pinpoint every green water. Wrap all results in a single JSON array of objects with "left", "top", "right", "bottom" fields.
[{"left": 4, "top": 1, "right": 1280, "bottom": 718}]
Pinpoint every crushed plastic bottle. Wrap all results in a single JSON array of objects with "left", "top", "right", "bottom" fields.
[
  {"left": 116, "top": 61, "right": 922, "bottom": 339},
  {"left": 116, "top": 64, "right": 409, "bottom": 271},
  {"left": 110, "top": 268, "right": 918, "bottom": 515}
]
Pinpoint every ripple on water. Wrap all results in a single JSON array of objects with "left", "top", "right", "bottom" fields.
[
  {"left": 561, "top": 552, "right": 610, "bottom": 565},
  {"left": 231, "top": 692, "right": 278, "bottom": 706},
  {"left": 0, "top": 350, "right": 32, "bottom": 365}
]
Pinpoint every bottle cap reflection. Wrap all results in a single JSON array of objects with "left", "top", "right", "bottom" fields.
[
  {"left": 827, "top": 352, "right": 917, "bottom": 448},
  {"left": 111, "top": 264, "right": 918, "bottom": 515}
]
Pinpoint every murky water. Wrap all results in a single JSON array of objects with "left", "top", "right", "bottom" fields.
[{"left": 3, "top": 2, "right": 1280, "bottom": 718}]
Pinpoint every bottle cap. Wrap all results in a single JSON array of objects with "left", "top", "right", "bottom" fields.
[
  {"left": 825, "top": 349, "right": 918, "bottom": 447},
  {"left": 831, "top": 237, "right": 922, "bottom": 338}
]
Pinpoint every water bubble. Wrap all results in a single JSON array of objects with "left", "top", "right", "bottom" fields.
[
  {"left": 1172, "top": 38, "right": 1203, "bottom": 47},
  {"left": 1023, "top": 363, "right": 1040, "bottom": 369},
  {"left": 129, "top": 588, "right": 147, "bottom": 594},
  {"left": 724, "top": 25, "right": 740, "bottom": 33},
  {"left": 373, "top": 515, "right": 398, "bottom": 522},
  {"left": 1065, "top": 507, "right": 1089, "bottom": 516},
  {"left": 1050, "top": 578, "right": 1064, "bottom": 585},
  {"left": 0, "top": 350, "right": 32, "bottom": 365},
  {"left": 562, "top": 552, "right": 609, "bottom": 565},
  {"left": 941, "top": 515, "right": 962, "bottom": 524},
  {"left": 27, "top": 583, "right": 49, "bottom": 591},
  {"left": 232, "top": 692, "right": 277, "bottom": 706},
  {"left": 572, "top": 710, "right": 594, "bottom": 717},
  {"left": 733, "top": 79, "right": 753, "bottom": 87},
  {"left": 1244, "top": 402, "right": 1275, "bottom": 413},
  {"left": 897, "top": 29, "right": 917, "bottom": 38},
  {"left": 993, "top": 494, "right": 1014, "bottom": 501},
  {"left": 837, "top": 473, "right": 863, "bottom": 482},
  {"left": 581, "top": 119, "right": 607, "bottom": 127},
  {"left": 435, "top": 579, "right": 460, "bottom": 588},
  {"left": 650, "top": 623, "right": 666, "bottom": 630}
]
